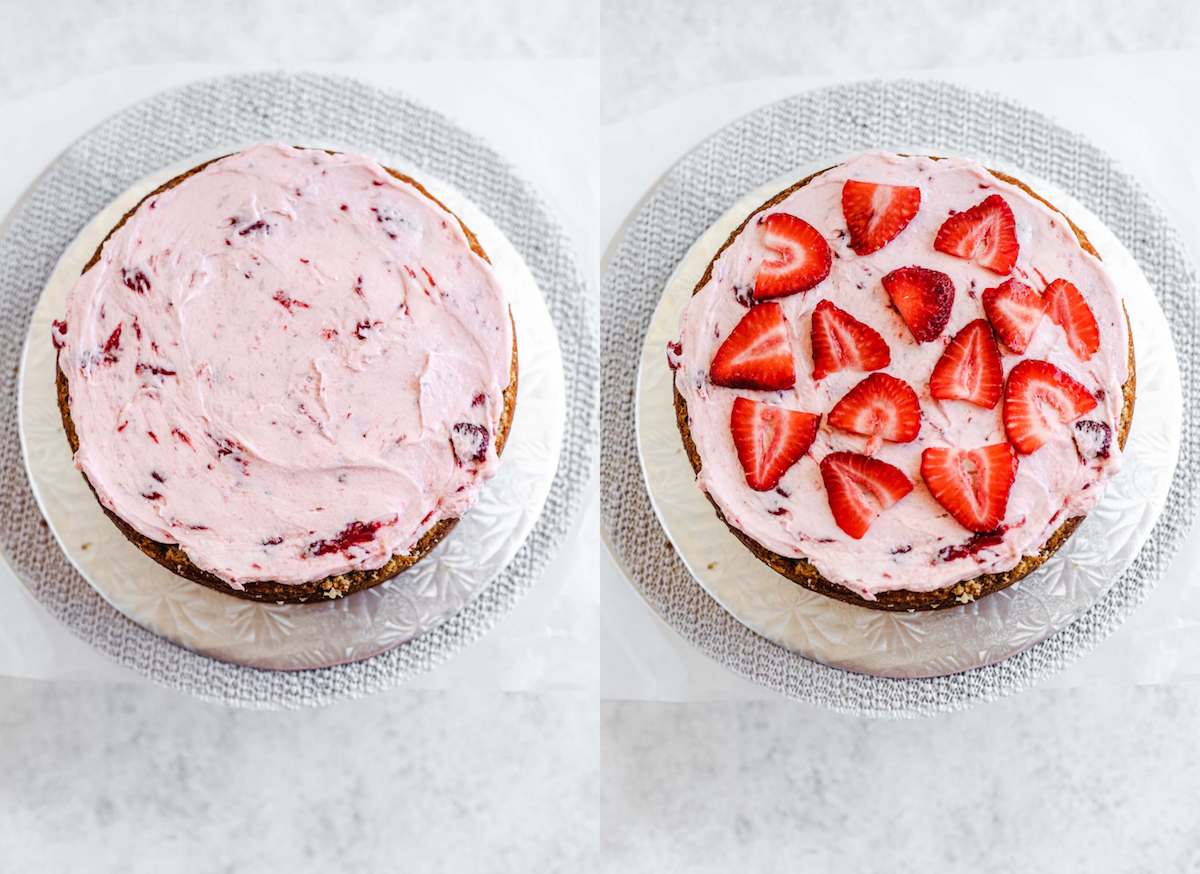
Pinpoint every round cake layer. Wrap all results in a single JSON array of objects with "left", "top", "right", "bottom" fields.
[
  {"left": 55, "top": 144, "right": 515, "bottom": 592},
  {"left": 671, "top": 152, "right": 1132, "bottom": 603}
]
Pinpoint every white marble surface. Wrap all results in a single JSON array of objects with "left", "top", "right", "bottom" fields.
[
  {"left": 0, "top": 678, "right": 597, "bottom": 872},
  {"left": 599, "top": 0, "right": 1200, "bottom": 122},
  {"left": 4, "top": 1, "right": 1200, "bottom": 871},
  {"left": 602, "top": 686, "right": 1200, "bottom": 871}
]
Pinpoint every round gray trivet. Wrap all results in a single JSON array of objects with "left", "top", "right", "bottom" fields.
[
  {"left": 0, "top": 72, "right": 596, "bottom": 708},
  {"left": 601, "top": 79, "right": 1200, "bottom": 717}
]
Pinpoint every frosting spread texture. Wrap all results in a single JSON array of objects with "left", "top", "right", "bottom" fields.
[
  {"left": 57, "top": 143, "right": 513, "bottom": 587},
  {"left": 673, "top": 152, "right": 1129, "bottom": 598}
]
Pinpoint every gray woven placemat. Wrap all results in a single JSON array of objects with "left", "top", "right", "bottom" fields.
[
  {"left": 0, "top": 72, "right": 596, "bottom": 708},
  {"left": 601, "top": 79, "right": 1200, "bottom": 717}
]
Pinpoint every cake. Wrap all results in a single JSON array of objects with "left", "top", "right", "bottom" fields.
[
  {"left": 53, "top": 143, "right": 517, "bottom": 603},
  {"left": 669, "top": 151, "right": 1134, "bottom": 611}
]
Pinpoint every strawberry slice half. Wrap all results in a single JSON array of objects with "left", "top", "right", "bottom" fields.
[
  {"left": 730, "top": 397, "right": 821, "bottom": 491},
  {"left": 841, "top": 180, "right": 922, "bottom": 255},
  {"left": 709, "top": 302, "right": 796, "bottom": 390},
  {"left": 880, "top": 266, "right": 955, "bottom": 342},
  {"left": 929, "top": 319, "right": 1004, "bottom": 408},
  {"left": 921, "top": 443, "right": 1018, "bottom": 533},
  {"left": 828, "top": 372, "right": 921, "bottom": 445},
  {"left": 933, "top": 194, "right": 1019, "bottom": 275},
  {"left": 809, "top": 299, "right": 891, "bottom": 381},
  {"left": 753, "top": 213, "right": 832, "bottom": 300},
  {"left": 1003, "top": 359, "right": 1098, "bottom": 454},
  {"left": 819, "top": 451, "right": 914, "bottom": 539},
  {"left": 982, "top": 278, "right": 1045, "bottom": 353},
  {"left": 1044, "top": 278, "right": 1100, "bottom": 361}
]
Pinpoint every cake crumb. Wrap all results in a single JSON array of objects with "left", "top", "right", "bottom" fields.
[
  {"left": 706, "top": 561, "right": 717, "bottom": 570},
  {"left": 956, "top": 592, "right": 975, "bottom": 604}
]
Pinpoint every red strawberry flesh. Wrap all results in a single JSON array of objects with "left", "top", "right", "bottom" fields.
[
  {"left": 730, "top": 397, "right": 820, "bottom": 491},
  {"left": 753, "top": 213, "right": 831, "bottom": 300},
  {"left": 929, "top": 319, "right": 1004, "bottom": 408},
  {"left": 709, "top": 303, "right": 796, "bottom": 390},
  {"left": 1003, "top": 359, "right": 1098, "bottom": 454},
  {"left": 819, "top": 451, "right": 913, "bottom": 539},
  {"left": 809, "top": 299, "right": 891, "bottom": 381},
  {"left": 933, "top": 194, "right": 1020, "bottom": 274},
  {"left": 1044, "top": 278, "right": 1100, "bottom": 361},
  {"left": 921, "top": 443, "right": 1018, "bottom": 533},
  {"left": 841, "top": 180, "right": 922, "bottom": 255},
  {"left": 881, "top": 266, "right": 954, "bottom": 342},
  {"left": 828, "top": 372, "right": 921, "bottom": 444},
  {"left": 982, "top": 278, "right": 1044, "bottom": 353}
]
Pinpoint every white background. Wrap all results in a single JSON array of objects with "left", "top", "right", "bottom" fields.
[{"left": 4, "top": 1, "right": 1200, "bottom": 872}]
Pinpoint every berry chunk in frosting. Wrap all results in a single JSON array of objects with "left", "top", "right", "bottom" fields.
[{"left": 672, "top": 151, "right": 1130, "bottom": 600}]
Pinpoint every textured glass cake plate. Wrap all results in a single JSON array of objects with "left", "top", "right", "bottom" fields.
[
  {"left": 18, "top": 144, "right": 565, "bottom": 671},
  {"left": 636, "top": 150, "right": 1180, "bottom": 679}
]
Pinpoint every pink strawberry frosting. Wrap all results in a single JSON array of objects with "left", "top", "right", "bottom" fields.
[
  {"left": 672, "top": 151, "right": 1130, "bottom": 599},
  {"left": 56, "top": 143, "right": 513, "bottom": 588}
]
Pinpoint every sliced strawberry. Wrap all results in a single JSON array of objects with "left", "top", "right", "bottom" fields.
[
  {"left": 753, "top": 213, "right": 832, "bottom": 300},
  {"left": 933, "top": 194, "right": 1019, "bottom": 275},
  {"left": 828, "top": 372, "right": 921, "bottom": 445},
  {"left": 841, "top": 180, "right": 922, "bottom": 255},
  {"left": 921, "top": 443, "right": 1018, "bottom": 533},
  {"left": 729, "top": 397, "right": 820, "bottom": 491},
  {"left": 929, "top": 319, "right": 1004, "bottom": 408},
  {"left": 809, "top": 299, "right": 891, "bottom": 381},
  {"left": 982, "top": 278, "right": 1045, "bottom": 353},
  {"left": 709, "top": 302, "right": 796, "bottom": 390},
  {"left": 819, "top": 451, "right": 913, "bottom": 539},
  {"left": 1003, "top": 359, "right": 1098, "bottom": 454},
  {"left": 1044, "top": 278, "right": 1100, "bottom": 361},
  {"left": 880, "top": 266, "right": 954, "bottom": 342}
]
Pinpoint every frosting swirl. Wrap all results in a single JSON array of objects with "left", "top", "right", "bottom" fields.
[{"left": 57, "top": 143, "right": 513, "bottom": 587}]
